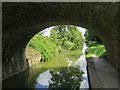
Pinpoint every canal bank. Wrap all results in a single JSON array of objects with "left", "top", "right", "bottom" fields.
[{"left": 87, "top": 57, "right": 119, "bottom": 89}]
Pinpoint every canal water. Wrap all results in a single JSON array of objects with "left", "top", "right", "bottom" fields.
[
  {"left": 2, "top": 44, "right": 89, "bottom": 89},
  {"left": 35, "top": 44, "right": 89, "bottom": 89}
]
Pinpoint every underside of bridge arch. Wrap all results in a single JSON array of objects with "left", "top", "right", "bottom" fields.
[{"left": 2, "top": 2, "right": 119, "bottom": 79}]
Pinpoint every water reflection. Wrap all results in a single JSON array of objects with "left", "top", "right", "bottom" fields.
[
  {"left": 75, "top": 44, "right": 89, "bottom": 88},
  {"left": 35, "top": 70, "right": 51, "bottom": 88},
  {"left": 49, "top": 65, "right": 84, "bottom": 89},
  {"left": 35, "top": 65, "right": 84, "bottom": 89},
  {"left": 35, "top": 44, "right": 89, "bottom": 89}
]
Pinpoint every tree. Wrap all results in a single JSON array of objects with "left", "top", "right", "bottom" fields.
[
  {"left": 27, "top": 33, "right": 58, "bottom": 61},
  {"left": 50, "top": 25, "right": 84, "bottom": 50},
  {"left": 84, "top": 30, "right": 102, "bottom": 46}
]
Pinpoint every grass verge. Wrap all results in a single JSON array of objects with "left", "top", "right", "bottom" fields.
[{"left": 86, "top": 44, "right": 106, "bottom": 58}]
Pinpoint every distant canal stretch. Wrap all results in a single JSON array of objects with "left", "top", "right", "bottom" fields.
[{"left": 35, "top": 44, "right": 89, "bottom": 89}]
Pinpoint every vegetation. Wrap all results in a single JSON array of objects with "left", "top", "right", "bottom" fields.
[
  {"left": 85, "top": 30, "right": 106, "bottom": 59},
  {"left": 85, "top": 30, "right": 102, "bottom": 47},
  {"left": 26, "top": 25, "right": 107, "bottom": 88},
  {"left": 26, "top": 25, "right": 84, "bottom": 87},
  {"left": 27, "top": 25, "right": 84, "bottom": 62},
  {"left": 27, "top": 33, "right": 58, "bottom": 61},
  {"left": 86, "top": 44, "right": 106, "bottom": 58},
  {"left": 50, "top": 25, "right": 84, "bottom": 50}
]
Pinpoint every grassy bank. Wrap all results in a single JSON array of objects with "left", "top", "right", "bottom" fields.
[
  {"left": 27, "top": 34, "right": 58, "bottom": 62},
  {"left": 86, "top": 44, "right": 106, "bottom": 58}
]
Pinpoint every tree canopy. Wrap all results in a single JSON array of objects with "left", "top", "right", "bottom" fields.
[
  {"left": 50, "top": 25, "right": 84, "bottom": 50},
  {"left": 84, "top": 30, "right": 102, "bottom": 46},
  {"left": 27, "top": 25, "right": 84, "bottom": 61}
]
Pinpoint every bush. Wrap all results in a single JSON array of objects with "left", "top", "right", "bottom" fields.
[
  {"left": 64, "top": 41, "right": 75, "bottom": 50},
  {"left": 27, "top": 34, "right": 58, "bottom": 61}
]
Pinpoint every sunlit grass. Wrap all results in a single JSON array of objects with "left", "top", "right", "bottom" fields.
[{"left": 86, "top": 44, "right": 106, "bottom": 58}]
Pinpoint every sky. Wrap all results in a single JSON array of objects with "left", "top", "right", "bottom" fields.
[{"left": 41, "top": 26, "right": 86, "bottom": 38}]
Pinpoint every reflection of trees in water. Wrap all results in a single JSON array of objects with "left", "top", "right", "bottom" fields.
[{"left": 49, "top": 65, "right": 84, "bottom": 90}]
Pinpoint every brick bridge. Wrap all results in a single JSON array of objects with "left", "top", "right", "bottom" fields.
[{"left": 2, "top": 2, "right": 119, "bottom": 88}]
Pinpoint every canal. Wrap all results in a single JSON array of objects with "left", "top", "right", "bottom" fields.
[
  {"left": 2, "top": 44, "right": 89, "bottom": 89},
  {"left": 34, "top": 44, "right": 89, "bottom": 89}
]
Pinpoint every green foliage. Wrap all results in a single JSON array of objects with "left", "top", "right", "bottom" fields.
[
  {"left": 49, "top": 65, "right": 84, "bottom": 89},
  {"left": 86, "top": 44, "right": 106, "bottom": 58},
  {"left": 96, "top": 45, "right": 106, "bottom": 57},
  {"left": 27, "top": 33, "right": 58, "bottom": 61},
  {"left": 50, "top": 25, "right": 84, "bottom": 50},
  {"left": 85, "top": 30, "right": 102, "bottom": 47},
  {"left": 85, "top": 30, "right": 106, "bottom": 59},
  {"left": 27, "top": 25, "right": 84, "bottom": 62},
  {"left": 27, "top": 25, "right": 84, "bottom": 87},
  {"left": 64, "top": 41, "right": 75, "bottom": 50}
]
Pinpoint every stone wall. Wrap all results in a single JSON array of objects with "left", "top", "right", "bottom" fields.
[{"left": 25, "top": 47, "right": 41, "bottom": 66}]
